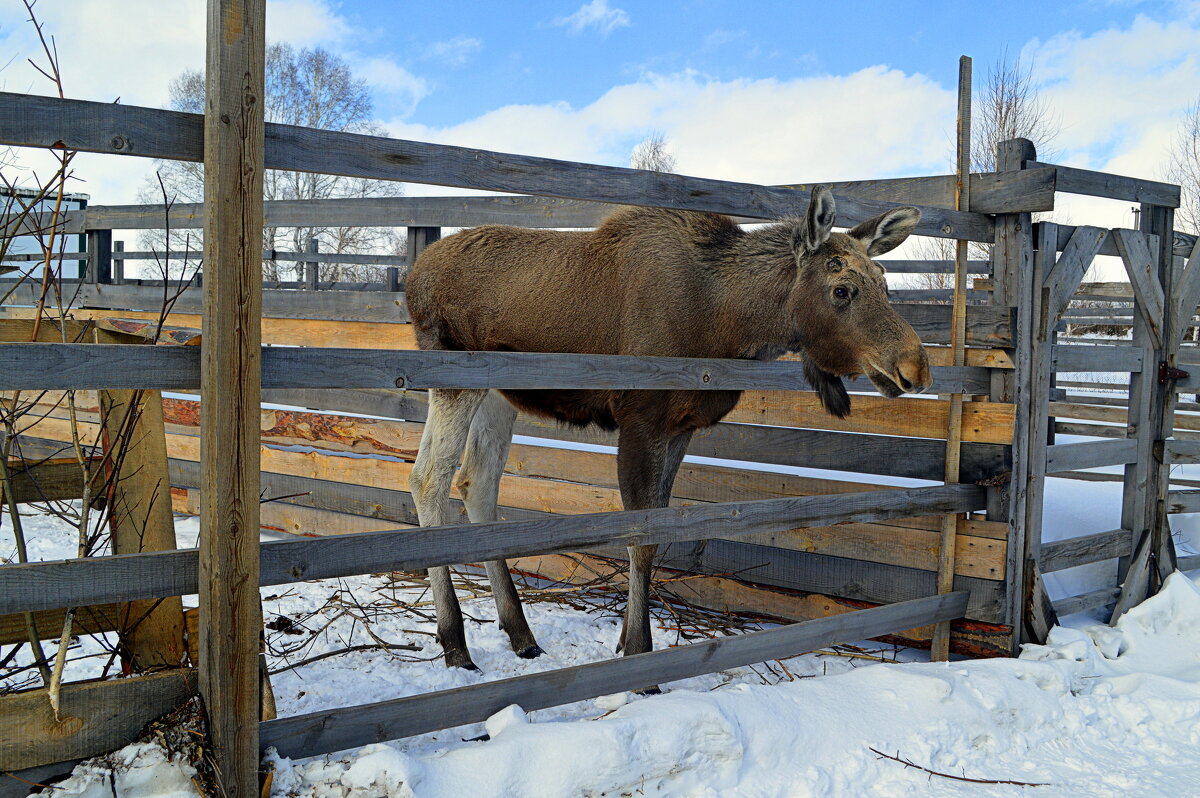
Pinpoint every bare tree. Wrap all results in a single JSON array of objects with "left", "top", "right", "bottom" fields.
[
  {"left": 630, "top": 131, "right": 677, "bottom": 173},
  {"left": 1167, "top": 95, "right": 1200, "bottom": 235},
  {"left": 139, "top": 43, "right": 404, "bottom": 281},
  {"left": 905, "top": 53, "right": 1061, "bottom": 292}
]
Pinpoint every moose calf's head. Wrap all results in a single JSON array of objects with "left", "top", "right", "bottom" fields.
[{"left": 787, "top": 186, "right": 931, "bottom": 417}]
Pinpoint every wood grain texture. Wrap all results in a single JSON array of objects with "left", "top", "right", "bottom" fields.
[
  {"left": 0, "top": 669, "right": 196, "bottom": 771},
  {"left": 1045, "top": 438, "right": 1138, "bottom": 472},
  {"left": 199, "top": 1, "right": 266, "bottom": 792},
  {"left": 258, "top": 592, "right": 968, "bottom": 759},
  {"left": 1040, "top": 529, "right": 1133, "bottom": 572},
  {"left": 0, "top": 92, "right": 994, "bottom": 241},
  {"left": 98, "top": 386, "right": 186, "bottom": 671},
  {"left": 1026, "top": 161, "right": 1181, "bottom": 207},
  {"left": 0, "top": 484, "right": 987, "bottom": 616},
  {"left": 1113, "top": 228, "right": 1166, "bottom": 348}
]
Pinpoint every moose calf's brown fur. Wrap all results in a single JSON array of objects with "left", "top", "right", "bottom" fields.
[{"left": 407, "top": 187, "right": 930, "bottom": 672}]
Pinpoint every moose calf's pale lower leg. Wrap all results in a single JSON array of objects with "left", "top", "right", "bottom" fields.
[
  {"left": 410, "top": 388, "right": 487, "bottom": 669},
  {"left": 459, "top": 390, "right": 543, "bottom": 658}
]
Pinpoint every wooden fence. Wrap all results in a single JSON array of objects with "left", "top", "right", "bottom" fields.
[{"left": 1, "top": 8, "right": 1197, "bottom": 792}]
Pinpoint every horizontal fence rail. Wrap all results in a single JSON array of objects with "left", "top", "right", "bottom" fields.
[
  {"left": 0, "top": 483, "right": 986, "bottom": 615},
  {"left": 0, "top": 344, "right": 996, "bottom": 394},
  {"left": 259, "top": 591, "right": 969, "bottom": 759},
  {"left": 0, "top": 92, "right": 993, "bottom": 241}
]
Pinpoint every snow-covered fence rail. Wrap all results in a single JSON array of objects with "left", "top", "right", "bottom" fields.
[{"left": 0, "top": 20, "right": 1192, "bottom": 790}]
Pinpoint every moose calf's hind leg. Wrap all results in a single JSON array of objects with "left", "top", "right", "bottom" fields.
[
  {"left": 459, "top": 390, "right": 543, "bottom": 659},
  {"left": 410, "top": 388, "right": 488, "bottom": 670}
]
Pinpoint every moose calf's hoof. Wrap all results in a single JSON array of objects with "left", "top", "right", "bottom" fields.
[
  {"left": 516, "top": 644, "right": 544, "bottom": 659},
  {"left": 634, "top": 685, "right": 663, "bottom": 696},
  {"left": 444, "top": 651, "right": 480, "bottom": 671}
]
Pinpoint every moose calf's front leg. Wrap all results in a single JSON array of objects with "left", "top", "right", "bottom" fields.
[
  {"left": 410, "top": 388, "right": 487, "bottom": 670},
  {"left": 616, "top": 425, "right": 693, "bottom": 658}
]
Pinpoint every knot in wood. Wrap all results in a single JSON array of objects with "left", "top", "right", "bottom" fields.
[
  {"left": 394, "top": 376, "right": 406, "bottom": 388},
  {"left": 110, "top": 135, "right": 127, "bottom": 150}
]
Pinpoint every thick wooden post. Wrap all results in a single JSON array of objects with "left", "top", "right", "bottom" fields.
[
  {"left": 98, "top": 386, "right": 186, "bottom": 671},
  {"left": 85, "top": 229, "right": 112, "bottom": 285},
  {"left": 200, "top": 1, "right": 265, "bottom": 794},
  {"left": 303, "top": 236, "right": 319, "bottom": 290},
  {"left": 406, "top": 226, "right": 441, "bottom": 270},
  {"left": 990, "top": 137, "right": 1037, "bottom": 653}
]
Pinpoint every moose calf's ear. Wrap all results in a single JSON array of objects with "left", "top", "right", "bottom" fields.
[
  {"left": 792, "top": 185, "right": 836, "bottom": 254},
  {"left": 848, "top": 206, "right": 921, "bottom": 256}
]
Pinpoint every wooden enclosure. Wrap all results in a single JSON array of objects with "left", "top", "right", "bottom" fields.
[{"left": 2, "top": 5, "right": 1199, "bottom": 792}]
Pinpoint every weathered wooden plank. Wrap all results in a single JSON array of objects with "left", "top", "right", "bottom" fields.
[
  {"left": 509, "top": 551, "right": 1012, "bottom": 657},
  {"left": 97, "top": 384, "right": 186, "bottom": 671},
  {"left": 0, "top": 457, "right": 96, "bottom": 505},
  {"left": 0, "top": 669, "right": 196, "bottom": 771},
  {"left": 1043, "top": 226, "right": 1107, "bottom": 327},
  {"left": 799, "top": 167, "right": 1056, "bottom": 213},
  {"left": 1163, "top": 439, "right": 1200, "bottom": 464},
  {"left": 0, "top": 484, "right": 986, "bottom": 616},
  {"left": 200, "top": 0, "right": 266, "bottom": 791},
  {"left": 1026, "top": 161, "right": 1181, "bottom": 207},
  {"left": 258, "top": 592, "right": 968, "bottom": 759},
  {"left": 3, "top": 282, "right": 410, "bottom": 324},
  {"left": 0, "top": 92, "right": 994, "bottom": 241},
  {"left": 0, "top": 603, "right": 124, "bottom": 646},
  {"left": 1045, "top": 439, "right": 1138, "bottom": 472},
  {"left": 1171, "top": 235, "right": 1200, "bottom": 348},
  {"left": 1167, "top": 490, "right": 1200, "bottom": 514},
  {"left": 1040, "top": 529, "right": 1133, "bottom": 572},
  {"left": 1113, "top": 228, "right": 1166, "bottom": 349},
  {"left": 1051, "top": 344, "right": 1144, "bottom": 373},
  {"left": 0, "top": 343, "right": 994, "bottom": 396},
  {"left": 1052, "top": 587, "right": 1119, "bottom": 617}
]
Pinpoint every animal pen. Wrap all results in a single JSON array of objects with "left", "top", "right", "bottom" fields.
[{"left": 2, "top": 5, "right": 1200, "bottom": 795}]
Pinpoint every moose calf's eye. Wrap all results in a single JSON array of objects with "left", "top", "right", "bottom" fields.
[{"left": 833, "top": 286, "right": 849, "bottom": 299}]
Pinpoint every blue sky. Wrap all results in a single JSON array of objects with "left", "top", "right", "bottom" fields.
[
  {"left": 1, "top": 0, "right": 1198, "bottom": 234},
  {"left": 347, "top": 0, "right": 1185, "bottom": 129}
]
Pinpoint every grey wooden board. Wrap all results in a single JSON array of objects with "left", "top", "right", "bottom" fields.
[
  {"left": 1113, "top": 229, "right": 1166, "bottom": 349},
  {"left": 1163, "top": 439, "right": 1200, "bottom": 464},
  {"left": 0, "top": 669, "right": 196, "bottom": 771},
  {"left": 875, "top": 259, "right": 991, "bottom": 274},
  {"left": 1052, "top": 587, "right": 1119, "bottom": 617},
  {"left": 1025, "top": 161, "right": 1180, "bottom": 207},
  {"left": 1044, "top": 226, "right": 1108, "bottom": 328},
  {"left": 4, "top": 295, "right": 1010, "bottom": 349},
  {"left": 1171, "top": 236, "right": 1200, "bottom": 347},
  {"left": 0, "top": 760, "right": 81, "bottom": 798},
  {"left": 686, "top": 422, "right": 1008, "bottom": 483},
  {"left": 1051, "top": 344, "right": 1144, "bottom": 373},
  {"left": 170, "top": 458, "right": 544, "bottom": 526},
  {"left": 0, "top": 480, "right": 984, "bottom": 614},
  {"left": 1167, "top": 490, "right": 1200, "bottom": 514},
  {"left": 0, "top": 92, "right": 994, "bottom": 242},
  {"left": 1040, "top": 529, "right": 1133, "bottom": 573},
  {"left": 1045, "top": 439, "right": 1138, "bottom": 472},
  {"left": 0, "top": 484, "right": 986, "bottom": 616},
  {"left": 1179, "top": 554, "right": 1200, "bottom": 571},
  {"left": 0, "top": 342, "right": 993, "bottom": 396},
  {"left": 1110, "top": 530, "right": 1153, "bottom": 623},
  {"left": 797, "top": 167, "right": 1056, "bottom": 213},
  {"left": 0, "top": 343, "right": 199, "bottom": 389},
  {"left": 258, "top": 591, "right": 968, "bottom": 759},
  {"left": 645, "top": 538, "right": 1004, "bottom": 621}
]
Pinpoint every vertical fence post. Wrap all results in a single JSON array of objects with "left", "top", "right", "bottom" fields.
[
  {"left": 85, "top": 229, "right": 112, "bottom": 285},
  {"left": 200, "top": 0, "right": 265, "bottom": 794},
  {"left": 989, "top": 137, "right": 1037, "bottom": 653},
  {"left": 112, "top": 240, "right": 125, "bottom": 285},
  {"left": 406, "top": 226, "right": 441, "bottom": 271},
  {"left": 303, "top": 236, "right": 319, "bottom": 290},
  {"left": 386, "top": 265, "right": 401, "bottom": 293}
]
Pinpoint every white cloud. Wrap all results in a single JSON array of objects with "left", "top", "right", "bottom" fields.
[
  {"left": 349, "top": 56, "right": 429, "bottom": 118},
  {"left": 424, "top": 36, "right": 483, "bottom": 68},
  {"left": 385, "top": 67, "right": 955, "bottom": 198},
  {"left": 553, "top": 0, "right": 631, "bottom": 37}
]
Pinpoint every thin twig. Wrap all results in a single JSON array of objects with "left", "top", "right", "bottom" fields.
[{"left": 868, "top": 747, "right": 1049, "bottom": 787}]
